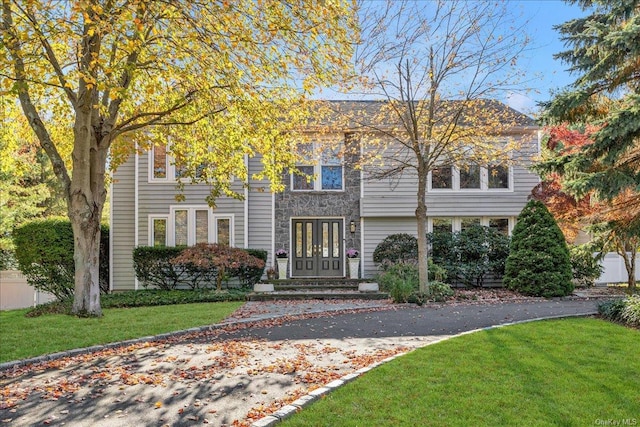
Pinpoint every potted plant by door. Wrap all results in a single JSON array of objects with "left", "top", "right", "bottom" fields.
[
  {"left": 275, "top": 249, "right": 288, "bottom": 280},
  {"left": 346, "top": 248, "right": 360, "bottom": 279}
]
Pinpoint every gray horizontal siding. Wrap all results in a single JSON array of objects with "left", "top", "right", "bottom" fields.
[
  {"left": 361, "top": 132, "right": 540, "bottom": 218},
  {"left": 137, "top": 151, "right": 246, "bottom": 247},
  {"left": 247, "top": 156, "right": 274, "bottom": 266},
  {"left": 361, "top": 183, "right": 533, "bottom": 217},
  {"left": 361, "top": 217, "right": 417, "bottom": 278},
  {"left": 110, "top": 157, "right": 136, "bottom": 291}
]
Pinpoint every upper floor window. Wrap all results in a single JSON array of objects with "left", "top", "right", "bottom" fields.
[
  {"left": 488, "top": 164, "right": 509, "bottom": 189},
  {"left": 292, "top": 142, "right": 344, "bottom": 191},
  {"left": 431, "top": 167, "right": 452, "bottom": 189},
  {"left": 150, "top": 145, "right": 206, "bottom": 182},
  {"left": 429, "top": 164, "right": 511, "bottom": 191},
  {"left": 152, "top": 145, "right": 168, "bottom": 179},
  {"left": 148, "top": 207, "right": 234, "bottom": 247},
  {"left": 460, "top": 165, "right": 481, "bottom": 189}
]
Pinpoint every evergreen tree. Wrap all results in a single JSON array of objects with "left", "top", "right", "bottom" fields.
[
  {"left": 504, "top": 200, "right": 573, "bottom": 297},
  {"left": 538, "top": 1, "right": 640, "bottom": 290},
  {"left": 541, "top": 1, "right": 640, "bottom": 209}
]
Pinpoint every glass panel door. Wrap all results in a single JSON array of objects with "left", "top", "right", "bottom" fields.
[{"left": 291, "top": 219, "right": 343, "bottom": 277}]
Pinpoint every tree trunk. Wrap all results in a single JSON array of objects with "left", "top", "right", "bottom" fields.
[
  {"left": 416, "top": 168, "right": 429, "bottom": 294},
  {"left": 69, "top": 102, "right": 108, "bottom": 316},
  {"left": 618, "top": 241, "right": 637, "bottom": 292},
  {"left": 623, "top": 248, "right": 636, "bottom": 292},
  {"left": 70, "top": 210, "right": 103, "bottom": 316}
]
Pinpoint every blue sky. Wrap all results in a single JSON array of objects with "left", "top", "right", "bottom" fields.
[
  {"left": 502, "top": 1, "right": 588, "bottom": 115},
  {"left": 316, "top": 1, "right": 589, "bottom": 117}
]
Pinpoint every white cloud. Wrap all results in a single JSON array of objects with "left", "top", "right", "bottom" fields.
[{"left": 506, "top": 92, "right": 538, "bottom": 116}]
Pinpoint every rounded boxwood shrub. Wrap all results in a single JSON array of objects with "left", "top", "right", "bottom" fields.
[
  {"left": 503, "top": 200, "right": 573, "bottom": 297},
  {"left": 373, "top": 234, "right": 418, "bottom": 268},
  {"left": 13, "top": 218, "right": 110, "bottom": 301},
  {"left": 376, "top": 261, "right": 418, "bottom": 303}
]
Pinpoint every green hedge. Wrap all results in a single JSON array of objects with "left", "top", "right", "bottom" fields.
[
  {"left": 26, "top": 288, "right": 249, "bottom": 316},
  {"left": 429, "top": 225, "right": 510, "bottom": 288},
  {"left": 132, "top": 246, "right": 190, "bottom": 290},
  {"left": 13, "top": 218, "right": 109, "bottom": 301}
]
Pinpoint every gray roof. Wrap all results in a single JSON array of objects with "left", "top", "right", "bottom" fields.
[{"left": 305, "top": 99, "right": 537, "bottom": 129}]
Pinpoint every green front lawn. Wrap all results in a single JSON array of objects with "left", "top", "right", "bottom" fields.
[
  {"left": 0, "top": 301, "right": 243, "bottom": 363},
  {"left": 282, "top": 318, "right": 640, "bottom": 427}
]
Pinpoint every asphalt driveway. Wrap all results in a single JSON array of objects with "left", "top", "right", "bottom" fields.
[{"left": 0, "top": 299, "right": 602, "bottom": 427}]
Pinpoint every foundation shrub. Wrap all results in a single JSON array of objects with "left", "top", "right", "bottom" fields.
[
  {"left": 408, "top": 281, "right": 454, "bottom": 305},
  {"left": 504, "top": 200, "right": 573, "bottom": 297},
  {"left": 13, "top": 218, "right": 110, "bottom": 301},
  {"left": 569, "top": 243, "right": 604, "bottom": 287},
  {"left": 133, "top": 246, "right": 189, "bottom": 290},
  {"left": 170, "top": 243, "right": 265, "bottom": 290},
  {"left": 377, "top": 261, "right": 418, "bottom": 303},
  {"left": 429, "top": 225, "right": 509, "bottom": 287},
  {"left": 373, "top": 234, "right": 418, "bottom": 268}
]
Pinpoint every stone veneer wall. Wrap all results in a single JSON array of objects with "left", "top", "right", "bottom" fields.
[{"left": 274, "top": 133, "right": 361, "bottom": 261}]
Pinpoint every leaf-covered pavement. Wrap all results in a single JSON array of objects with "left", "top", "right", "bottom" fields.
[
  {"left": 0, "top": 295, "right": 604, "bottom": 426},
  {"left": 0, "top": 307, "right": 437, "bottom": 426}
]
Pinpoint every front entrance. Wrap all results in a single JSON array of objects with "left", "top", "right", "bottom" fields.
[{"left": 291, "top": 219, "right": 344, "bottom": 277}]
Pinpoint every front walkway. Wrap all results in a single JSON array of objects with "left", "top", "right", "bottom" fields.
[{"left": 0, "top": 299, "right": 602, "bottom": 427}]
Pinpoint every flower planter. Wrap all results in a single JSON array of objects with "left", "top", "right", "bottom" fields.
[
  {"left": 277, "top": 258, "right": 288, "bottom": 280},
  {"left": 348, "top": 257, "right": 360, "bottom": 279}
]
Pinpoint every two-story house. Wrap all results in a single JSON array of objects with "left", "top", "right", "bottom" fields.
[{"left": 109, "top": 100, "right": 539, "bottom": 291}]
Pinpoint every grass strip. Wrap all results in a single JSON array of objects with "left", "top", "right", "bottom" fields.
[
  {"left": 282, "top": 318, "right": 640, "bottom": 427},
  {"left": 0, "top": 301, "right": 243, "bottom": 363}
]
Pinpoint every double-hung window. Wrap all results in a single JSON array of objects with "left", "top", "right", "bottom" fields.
[
  {"left": 459, "top": 164, "right": 481, "bottom": 189},
  {"left": 150, "top": 144, "right": 207, "bottom": 182},
  {"left": 292, "top": 141, "right": 344, "bottom": 191},
  {"left": 488, "top": 164, "right": 509, "bottom": 189},
  {"left": 149, "top": 207, "right": 233, "bottom": 247},
  {"left": 429, "top": 164, "right": 511, "bottom": 191}
]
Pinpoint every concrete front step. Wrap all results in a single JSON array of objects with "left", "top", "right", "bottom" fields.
[
  {"left": 274, "top": 284, "right": 359, "bottom": 291},
  {"left": 247, "top": 290, "right": 389, "bottom": 301},
  {"left": 250, "top": 279, "right": 387, "bottom": 301}
]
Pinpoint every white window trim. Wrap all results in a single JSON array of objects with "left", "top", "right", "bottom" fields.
[
  {"left": 428, "top": 217, "right": 514, "bottom": 235},
  {"left": 148, "top": 215, "right": 169, "bottom": 246},
  {"left": 149, "top": 145, "right": 228, "bottom": 184},
  {"left": 149, "top": 145, "right": 174, "bottom": 183},
  {"left": 214, "top": 215, "right": 235, "bottom": 247},
  {"left": 428, "top": 165, "right": 513, "bottom": 192},
  {"left": 291, "top": 141, "right": 345, "bottom": 192},
  {"left": 167, "top": 205, "right": 235, "bottom": 246}
]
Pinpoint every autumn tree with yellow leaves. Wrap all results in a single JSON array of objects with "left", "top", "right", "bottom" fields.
[
  {"left": 330, "top": 0, "right": 532, "bottom": 292},
  {"left": 1, "top": 0, "right": 357, "bottom": 316}
]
